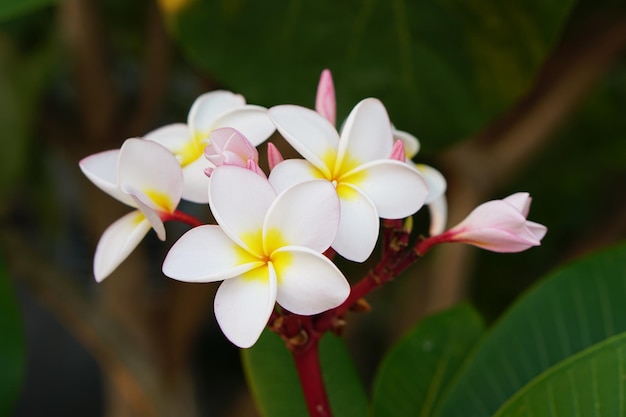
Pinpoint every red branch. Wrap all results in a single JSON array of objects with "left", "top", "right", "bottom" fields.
[{"left": 292, "top": 337, "right": 331, "bottom": 417}]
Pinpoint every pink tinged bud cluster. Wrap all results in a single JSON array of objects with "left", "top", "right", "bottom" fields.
[
  {"left": 162, "top": 166, "right": 350, "bottom": 348},
  {"left": 79, "top": 139, "right": 183, "bottom": 282},
  {"left": 144, "top": 91, "right": 275, "bottom": 203},
  {"left": 439, "top": 192, "right": 547, "bottom": 252},
  {"left": 268, "top": 98, "right": 430, "bottom": 262}
]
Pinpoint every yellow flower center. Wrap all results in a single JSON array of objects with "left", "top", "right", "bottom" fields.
[
  {"left": 237, "top": 228, "right": 293, "bottom": 283},
  {"left": 144, "top": 189, "right": 174, "bottom": 213},
  {"left": 176, "top": 131, "right": 209, "bottom": 167},
  {"left": 318, "top": 148, "right": 368, "bottom": 192}
]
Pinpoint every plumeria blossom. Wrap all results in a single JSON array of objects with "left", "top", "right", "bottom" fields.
[
  {"left": 203, "top": 127, "right": 265, "bottom": 177},
  {"left": 162, "top": 166, "right": 350, "bottom": 348},
  {"left": 424, "top": 192, "right": 547, "bottom": 253},
  {"left": 145, "top": 90, "right": 275, "bottom": 203},
  {"left": 314, "top": 69, "right": 447, "bottom": 236},
  {"left": 268, "top": 98, "right": 429, "bottom": 262},
  {"left": 79, "top": 139, "right": 183, "bottom": 282}
]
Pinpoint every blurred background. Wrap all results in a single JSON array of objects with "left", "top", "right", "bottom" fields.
[{"left": 1, "top": 0, "right": 625, "bottom": 416}]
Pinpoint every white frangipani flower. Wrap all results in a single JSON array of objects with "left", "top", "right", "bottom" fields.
[
  {"left": 79, "top": 139, "right": 183, "bottom": 282},
  {"left": 314, "top": 69, "right": 446, "bottom": 236},
  {"left": 145, "top": 90, "right": 275, "bottom": 203},
  {"left": 268, "top": 98, "right": 429, "bottom": 262},
  {"left": 162, "top": 166, "right": 349, "bottom": 348}
]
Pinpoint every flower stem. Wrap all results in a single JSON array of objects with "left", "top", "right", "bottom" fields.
[
  {"left": 414, "top": 231, "right": 451, "bottom": 255},
  {"left": 291, "top": 337, "right": 332, "bottom": 417}
]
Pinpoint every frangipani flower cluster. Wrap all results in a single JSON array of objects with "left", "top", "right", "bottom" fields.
[{"left": 80, "top": 71, "right": 547, "bottom": 348}]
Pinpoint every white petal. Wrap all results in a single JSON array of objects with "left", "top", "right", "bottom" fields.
[
  {"left": 416, "top": 164, "right": 447, "bottom": 203},
  {"left": 269, "top": 105, "right": 339, "bottom": 177},
  {"left": 338, "top": 98, "right": 393, "bottom": 169},
  {"left": 188, "top": 91, "right": 246, "bottom": 134},
  {"left": 118, "top": 139, "right": 183, "bottom": 210},
  {"left": 393, "top": 128, "right": 420, "bottom": 158},
  {"left": 144, "top": 123, "right": 192, "bottom": 154},
  {"left": 428, "top": 194, "right": 448, "bottom": 236},
  {"left": 264, "top": 180, "right": 339, "bottom": 253},
  {"left": 181, "top": 157, "right": 213, "bottom": 203},
  {"left": 209, "top": 166, "right": 277, "bottom": 257},
  {"left": 526, "top": 221, "right": 547, "bottom": 241},
  {"left": 163, "top": 225, "right": 263, "bottom": 283},
  {"left": 343, "top": 160, "right": 428, "bottom": 219},
  {"left": 503, "top": 192, "right": 531, "bottom": 216},
  {"left": 214, "top": 265, "right": 277, "bottom": 348},
  {"left": 212, "top": 105, "right": 276, "bottom": 146},
  {"left": 94, "top": 211, "right": 151, "bottom": 282},
  {"left": 333, "top": 183, "right": 380, "bottom": 262},
  {"left": 273, "top": 247, "right": 349, "bottom": 315},
  {"left": 127, "top": 189, "right": 166, "bottom": 240},
  {"left": 268, "top": 159, "right": 324, "bottom": 194},
  {"left": 79, "top": 149, "right": 135, "bottom": 206}
]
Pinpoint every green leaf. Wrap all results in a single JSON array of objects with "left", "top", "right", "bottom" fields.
[
  {"left": 320, "top": 334, "right": 369, "bottom": 417},
  {"left": 493, "top": 331, "right": 626, "bottom": 417},
  {"left": 170, "top": 0, "right": 574, "bottom": 148},
  {"left": 0, "top": 255, "right": 24, "bottom": 415},
  {"left": 242, "top": 329, "right": 367, "bottom": 417},
  {"left": 434, "top": 243, "right": 626, "bottom": 417},
  {"left": 371, "top": 304, "right": 484, "bottom": 417},
  {"left": 0, "top": 0, "right": 55, "bottom": 22}
]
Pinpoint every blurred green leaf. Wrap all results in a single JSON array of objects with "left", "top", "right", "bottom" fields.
[
  {"left": 0, "top": 255, "right": 24, "bottom": 415},
  {"left": 0, "top": 0, "right": 55, "bottom": 22},
  {"left": 242, "top": 330, "right": 307, "bottom": 417},
  {"left": 434, "top": 242, "right": 626, "bottom": 417},
  {"left": 242, "top": 329, "right": 367, "bottom": 417},
  {"left": 170, "top": 0, "right": 574, "bottom": 148},
  {"left": 493, "top": 331, "right": 626, "bottom": 417},
  {"left": 371, "top": 304, "right": 484, "bottom": 417}
]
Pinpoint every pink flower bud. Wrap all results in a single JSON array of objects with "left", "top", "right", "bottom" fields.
[
  {"left": 389, "top": 140, "right": 406, "bottom": 161},
  {"left": 315, "top": 69, "right": 336, "bottom": 126},
  {"left": 418, "top": 193, "right": 546, "bottom": 254},
  {"left": 267, "top": 142, "right": 284, "bottom": 171},
  {"left": 204, "top": 127, "right": 259, "bottom": 175},
  {"left": 446, "top": 192, "right": 546, "bottom": 252}
]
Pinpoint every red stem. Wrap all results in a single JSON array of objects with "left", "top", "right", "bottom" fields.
[
  {"left": 291, "top": 337, "right": 332, "bottom": 417},
  {"left": 414, "top": 231, "right": 452, "bottom": 255}
]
